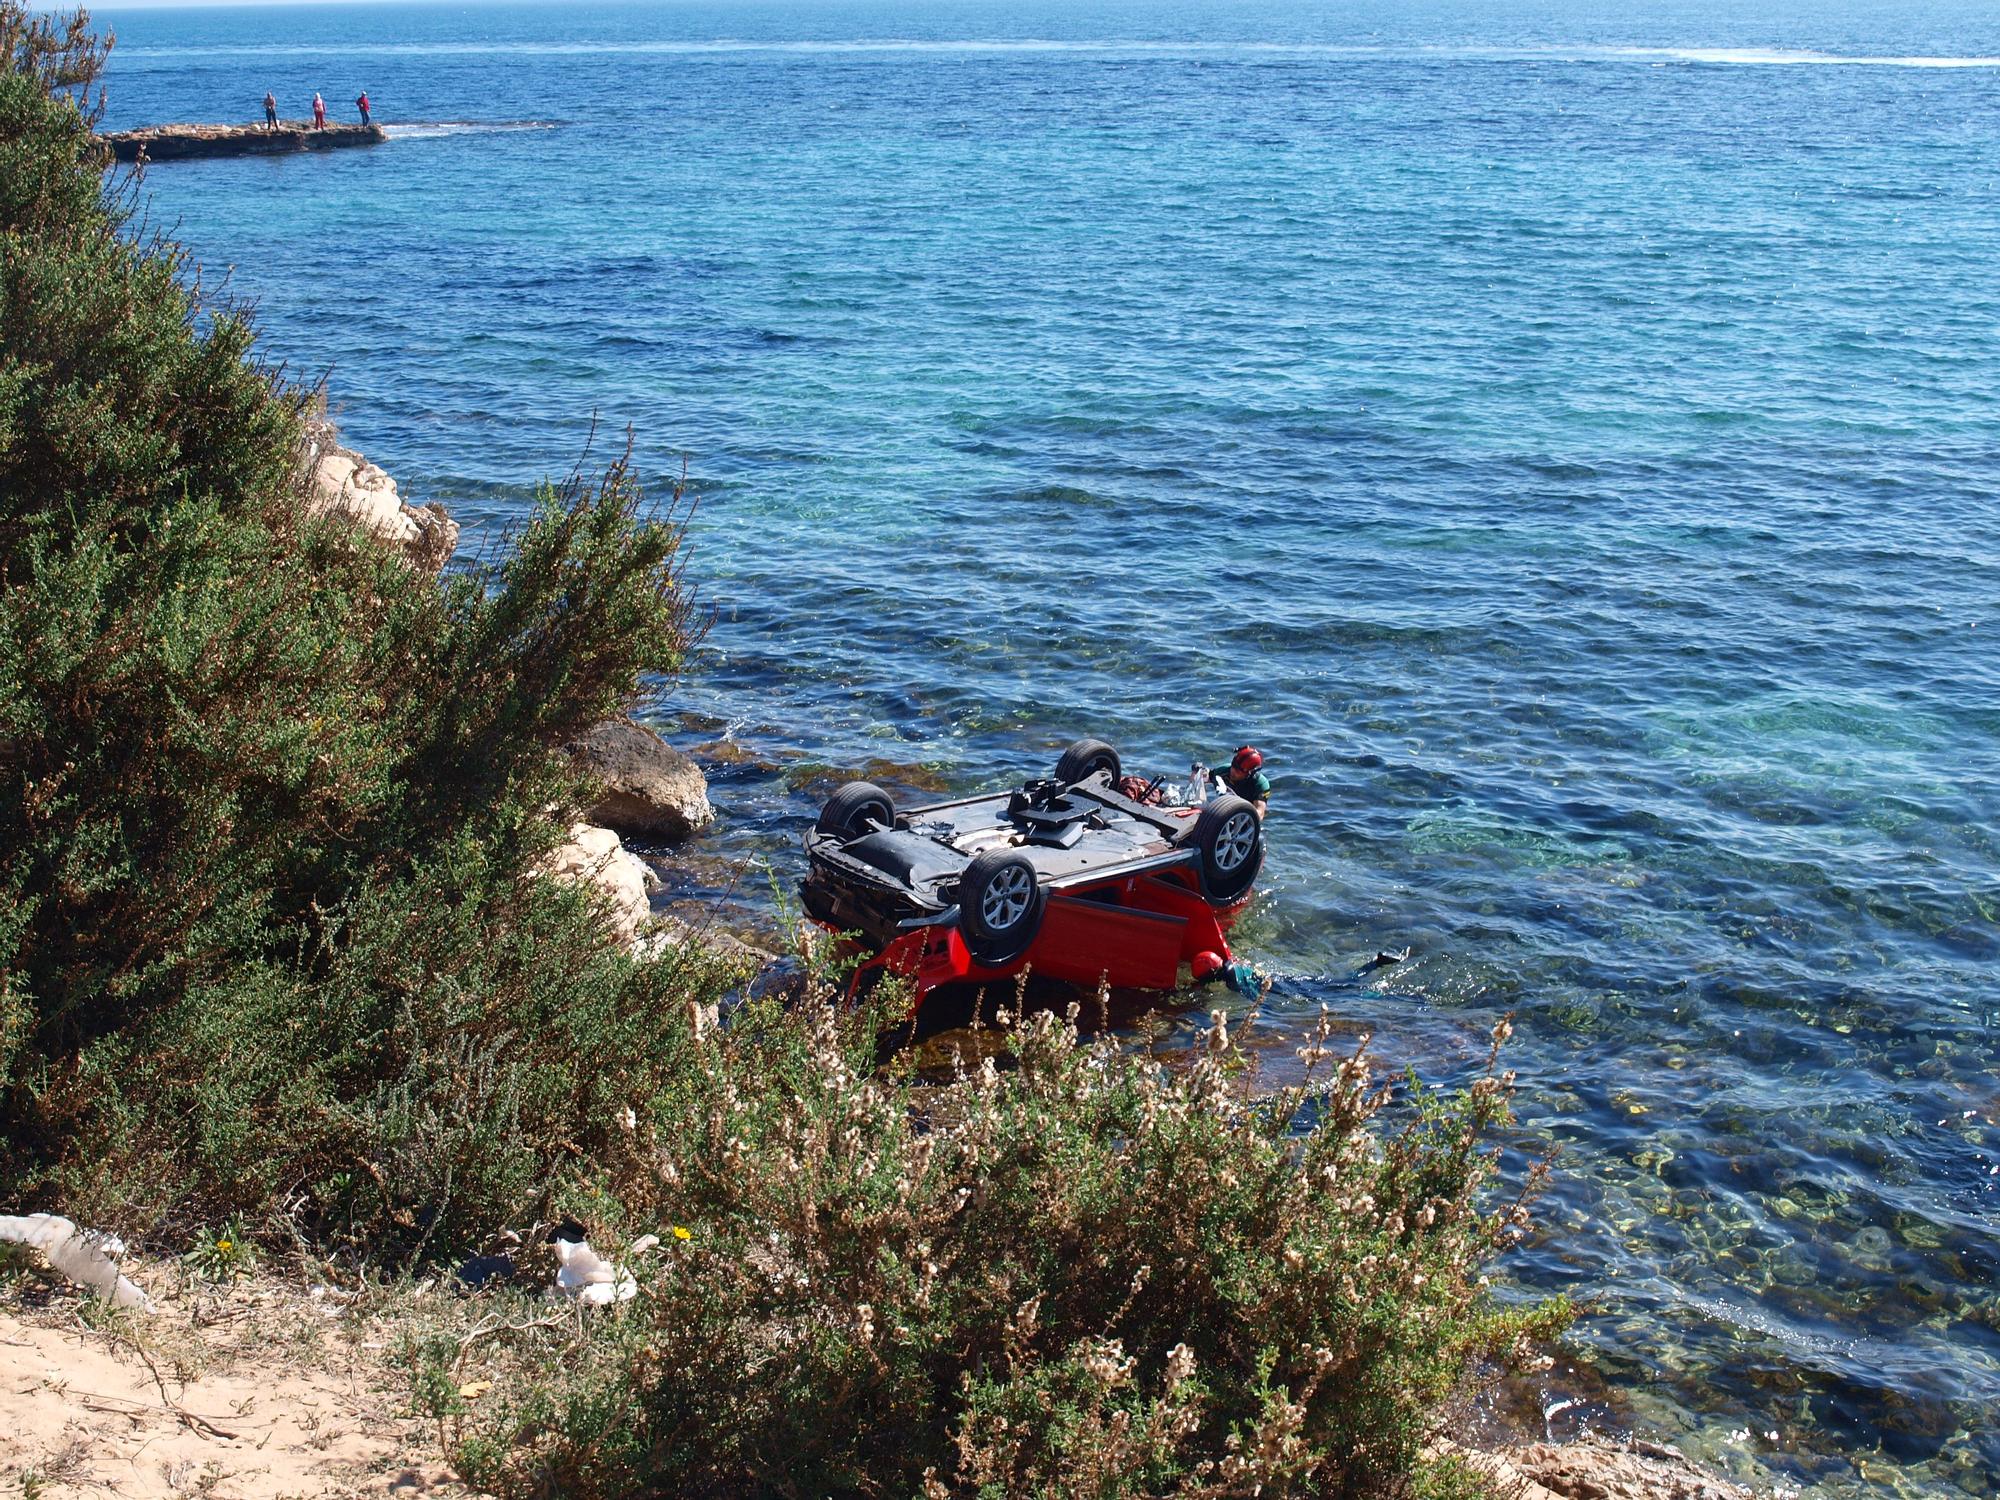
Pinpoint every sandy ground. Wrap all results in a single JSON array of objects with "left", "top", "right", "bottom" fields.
[
  {"left": 1, "top": 1263, "right": 1748, "bottom": 1500},
  {"left": 0, "top": 1273, "right": 463, "bottom": 1500}
]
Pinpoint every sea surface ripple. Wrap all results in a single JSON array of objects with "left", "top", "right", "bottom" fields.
[{"left": 98, "top": 1, "right": 2000, "bottom": 1493}]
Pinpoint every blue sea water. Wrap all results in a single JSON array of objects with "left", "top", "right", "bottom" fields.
[{"left": 92, "top": 1, "right": 2000, "bottom": 1492}]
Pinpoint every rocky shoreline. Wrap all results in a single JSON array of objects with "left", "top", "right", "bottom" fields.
[
  {"left": 101, "top": 120, "right": 386, "bottom": 163},
  {"left": 298, "top": 417, "right": 772, "bottom": 972}
]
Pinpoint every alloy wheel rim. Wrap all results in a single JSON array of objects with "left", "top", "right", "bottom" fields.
[
  {"left": 981, "top": 865, "right": 1035, "bottom": 930},
  {"left": 1215, "top": 813, "right": 1257, "bottom": 873}
]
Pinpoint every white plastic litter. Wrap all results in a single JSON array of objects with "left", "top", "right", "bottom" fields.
[
  {"left": 0, "top": 1212, "right": 154, "bottom": 1312},
  {"left": 552, "top": 1237, "right": 637, "bottom": 1306}
]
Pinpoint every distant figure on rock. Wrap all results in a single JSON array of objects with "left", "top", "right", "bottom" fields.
[
  {"left": 311, "top": 92, "right": 326, "bottom": 128},
  {"left": 263, "top": 90, "right": 277, "bottom": 130},
  {"left": 355, "top": 90, "right": 371, "bottom": 126}
]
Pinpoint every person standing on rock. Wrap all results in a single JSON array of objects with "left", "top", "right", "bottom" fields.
[
  {"left": 355, "top": 90, "right": 371, "bottom": 126},
  {"left": 263, "top": 90, "right": 277, "bottom": 130},
  {"left": 311, "top": 91, "right": 326, "bottom": 129}
]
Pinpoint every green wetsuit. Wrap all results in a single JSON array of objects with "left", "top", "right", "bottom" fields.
[{"left": 1221, "top": 767, "right": 1271, "bottom": 805}]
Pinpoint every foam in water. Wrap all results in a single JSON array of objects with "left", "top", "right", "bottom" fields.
[{"left": 379, "top": 120, "right": 563, "bottom": 140}]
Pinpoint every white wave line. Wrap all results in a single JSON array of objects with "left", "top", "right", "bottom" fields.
[{"left": 109, "top": 40, "right": 2000, "bottom": 66}]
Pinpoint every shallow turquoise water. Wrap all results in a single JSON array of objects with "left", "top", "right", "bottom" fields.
[{"left": 97, "top": 1, "right": 2000, "bottom": 1492}]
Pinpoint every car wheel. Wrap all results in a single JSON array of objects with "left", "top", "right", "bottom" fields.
[
  {"left": 1191, "top": 794, "right": 1262, "bottom": 903},
  {"left": 1054, "top": 737, "right": 1121, "bottom": 786},
  {"left": 958, "top": 849, "right": 1045, "bottom": 967},
  {"left": 817, "top": 781, "right": 894, "bottom": 838}
]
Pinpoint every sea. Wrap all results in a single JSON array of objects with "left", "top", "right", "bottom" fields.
[{"left": 92, "top": 1, "right": 2000, "bottom": 1493}]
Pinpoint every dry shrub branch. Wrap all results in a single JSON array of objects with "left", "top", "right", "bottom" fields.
[{"left": 424, "top": 975, "right": 1568, "bottom": 1500}]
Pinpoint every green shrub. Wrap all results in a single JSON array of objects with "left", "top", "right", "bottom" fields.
[
  {"left": 0, "top": 4, "right": 703, "bottom": 1247},
  {"left": 432, "top": 983, "right": 1568, "bottom": 1499}
]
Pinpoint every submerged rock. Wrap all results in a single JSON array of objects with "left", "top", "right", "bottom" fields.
[
  {"left": 573, "top": 719, "right": 716, "bottom": 843},
  {"left": 691, "top": 737, "right": 795, "bottom": 774},
  {"left": 300, "top": 417, "right": 458, "bottom": 572},
  {"left": 638, "top": 912, "right": 777, "bottom": 971},
  {"left": 1465, "top": 1436, "right": 1752, "bottom": 1500},
  {"left": 785, "top": 757, "right": 953, "bottom": 800}
]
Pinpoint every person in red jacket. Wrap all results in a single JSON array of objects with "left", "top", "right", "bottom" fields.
[
  {"left": 355, "top": 90, "right": 371, "bottom": 126},
  {"left": 311, "top": 92, "right": 326, "bottom": 128}
]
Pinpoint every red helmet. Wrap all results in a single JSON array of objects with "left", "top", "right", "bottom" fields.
[{"left": 1231, "top": 746, "right": 1264, "bottom": 774}]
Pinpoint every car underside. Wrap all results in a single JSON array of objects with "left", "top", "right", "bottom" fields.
[{"left": 800, "top": 738, "right": 1263, "bottom": 1012}]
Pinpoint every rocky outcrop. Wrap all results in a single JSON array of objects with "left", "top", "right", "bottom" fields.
[
  {"left": 1465, "top": 1436, "right": 1751, "bottom": 1500},
  {"left": 301, "top": 418, "right": 458, "bottom": 572},
  {"left": 542, "top": 822, "right": 660, "bottom": 947},
  {"left": 103, "top": 122, "right": 386, "bottom": 164},
  {"left": 572, "top": 719, "right": 715, "bottom": 844}
]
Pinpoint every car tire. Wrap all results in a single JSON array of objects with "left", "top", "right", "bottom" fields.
[
  {"left": 1191, "top": 794, "right": 1263, "bottom": 903},
  {"left": 1055, "top": 737, "right": 1121, "bottom": 786},
  {"left": 817, "top": 781, "right": 894, "bottom": 838},
  {"left": 958, "top": 849, "right": 1045, "bottom": 967}
]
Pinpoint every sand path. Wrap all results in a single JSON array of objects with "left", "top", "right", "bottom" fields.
[{"left": 0, "top": 1283, "right": 461, "bottom": 1500}]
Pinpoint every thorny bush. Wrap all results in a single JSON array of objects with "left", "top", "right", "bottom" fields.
[{"left": 421, "top": 973, "right": 1569, "bottom": 1500}]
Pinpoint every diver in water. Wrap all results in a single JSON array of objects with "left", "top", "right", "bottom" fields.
[
  {"left": 1217, "top": 744, "right": 1271, "bottom": 817},
  {"left": 1184, "top": 744, "right": 1271, "bottom": 813}
]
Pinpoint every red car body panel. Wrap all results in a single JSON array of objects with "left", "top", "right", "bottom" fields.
[{"left": 846, "top": 868, "right": 1246, "bottom": 1014}]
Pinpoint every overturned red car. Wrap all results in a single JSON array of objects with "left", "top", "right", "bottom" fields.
[{"left": 800, "top": 738, "right": 1263, "bottom": 1012}]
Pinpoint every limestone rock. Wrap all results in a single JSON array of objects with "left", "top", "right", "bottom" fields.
[
  {"left": 637, "top": 913, "right": 777, "bottom": 971},
  {"left": 300, "top": 418, "right": 459, "bottom": 572},
  {"left": 103, "top": 121, "right": 386, "bottom": 164},
  {"left": 573, "top": 719, "right": 716, "bottom": 844},
  {"left": 542, "top": 821, "right": 659, "bottom": 947},
  {"left": 1464, "top": 1437, "right": 1752, "bottom": 1500}
]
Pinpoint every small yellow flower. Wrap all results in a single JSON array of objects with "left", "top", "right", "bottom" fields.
[
  {"left": 671, "top": 1226, "right": 692, "bottom": 1241},
  {"left": 216, "top": 1239, "right": 233, "bottom": 1254}
]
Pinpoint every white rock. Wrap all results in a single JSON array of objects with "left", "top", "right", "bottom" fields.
[
  {"left": 299, "top": 419, "right": 459, "bottom": 572},
  {"left": 541, "top": 821, "right": 656, "bottom": 947},
  {"left": 305, "top": 445, "right": 419, "bottom": 549}
]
